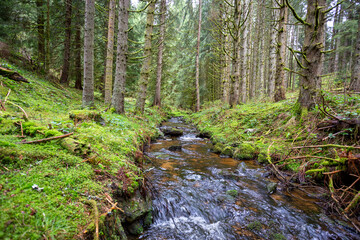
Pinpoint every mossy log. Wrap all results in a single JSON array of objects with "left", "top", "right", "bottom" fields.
[
  {"left": 0, "top": 67, "right": 29, "bottom": 83},
  {"left": 61, "top": 137, "right": 91, "bottom": 155}
]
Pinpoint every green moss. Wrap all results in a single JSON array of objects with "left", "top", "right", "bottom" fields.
[
  {"left": 44, "top": 129, "right": 63, "bottom": 138},
  {"left": 0, "top": 139, "right": 16, "bottom": 147},
  {"left": 233, "top": 142, "right": 257, "bottom": 160},
  {"left": 226, "top": 189, "right": 238, "bottom": 197},
  {"left": 247, "top": 221, "right": 262, "bottom": 231}
]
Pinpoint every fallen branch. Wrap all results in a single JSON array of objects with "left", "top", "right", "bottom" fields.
[
  {"left": 267, "top": 142, "right": 286, "bottom": 182},
  {"left": 17, "top": 132, "right": 73, "bottom": 144},
  {"left": 344, "top": 190, "right": 360, "bottom": 214},
  {"left": 7, "top": 101, "right": 29, "bottom": 121},
  {"left": 323, "top": 170, "right": 343, "bottom": 175},
  {"left": 0, "top": 67, "right": 30, "bottom": 83},
  {"left": 293, "top": 144, "right": 360, "bottom": 150}
]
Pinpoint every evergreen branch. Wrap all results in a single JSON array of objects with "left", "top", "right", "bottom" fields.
[
  {"left": 128, "top": 38, "right": 144, "bottom": 45},
  {"left": 129, "top": 1, "right": 152, "bottom": 13},
  {"left": 321, "top": 49, "right": 335, "bottom": 54},
  {"left": 284, "top": 67, "right": 305, "bottom": 77},
  {"left": 323, "top": 0, "right": 344, "bottom": 14},
  {"left": 285, "top": 0, "right": 310, "bottom": 26},
  {"left": 287, "top": 46, "right": 307, "bottom": 69},
  {"left": 223, "top": 0, "right": 234, "bottom": 8}
]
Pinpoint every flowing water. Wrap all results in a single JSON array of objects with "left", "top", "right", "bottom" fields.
[{"left": 139, "top": 117, "right": 359, "bottom": 240}]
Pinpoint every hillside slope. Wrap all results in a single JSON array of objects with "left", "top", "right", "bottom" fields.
[{"left": 0, "top": 60, "right": 166, "bottom": 239}]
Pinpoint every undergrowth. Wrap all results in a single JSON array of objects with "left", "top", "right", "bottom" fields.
[{"left": 0, "top": 59, "right": 167, "bottom": 239}]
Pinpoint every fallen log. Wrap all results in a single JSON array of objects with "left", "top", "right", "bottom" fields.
[
  {"left": 0, "top": 67, "right": 30, "bottom": 83},
  {"left": 17, "top": 132, "right": 73, "bottom": 144}
]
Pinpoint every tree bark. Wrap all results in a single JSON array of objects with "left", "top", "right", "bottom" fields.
[
  {"left": 350, "top": 6, "right": 360, "bottom": 92},
  {"left": 195, "top": 0, "right": 202, "bottom": 112},
  {"left": 60, "top": 0, "right": 72, "bottom": 85},
  {"left": 45, "top": 0, "right": 50, "bottom": 73},
  {"left": 104, "top": 0, "right": 116, "bottom": 104},
  {"left": 136, "top": 0, "right": 156, "bottom": 113},
  {"left": 274, "top": 0, "right": 287, "bottom": 102},
  {"left": 74, "top": 12, "right": 82, "bottom": 90},
  {"left": 83, "top": 0, "right": 95, "bottom": 107},
  {"left": 297, "top": 0, "right": 326, "bottom": 110},
  {"left": 112, "top": 0, "right": 130, "bottom": 114},
  {"left": 154, "top": 0, "right": 167, "bottom": 107},
  {"left": 230, "top": 0, "right": 241, "bottom": 107},
  {"left": 36, "top": 0, "right": 45, "bottom": 68}
]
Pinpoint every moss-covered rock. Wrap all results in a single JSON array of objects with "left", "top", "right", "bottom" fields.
[
  {"left": 212, "top": 142, "right": 233, "bottom": 156},
  {"left": 233, "top": 142, "right": 257, "bottom": 160},
  {"left": 69, "top": 110, "right": 104, "bottom": 124},
  {"left": 128, "top": 221, "right": 144, "bottom": 235},
  {"left": 226, "top": 189, "right": 238, "bottom": 197}
]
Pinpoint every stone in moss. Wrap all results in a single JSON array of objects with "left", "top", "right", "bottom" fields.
[
  {"left": 128, "top": 221, "right": 143, "bottom": 235},
  {"left": 44, "top": 129, "right": 62, "bottom": 138},
  {"left": 69, "top": 110, "right": 104, "bottom": 124},
  {"left": 212, "top": 142, "right": 233, "bottom": 156},
  {"left": 226, "top": 189, "right": 238, "bottom": 197},
  {"left": 233, "top": 142, "right": 257, "bottom": 160}
]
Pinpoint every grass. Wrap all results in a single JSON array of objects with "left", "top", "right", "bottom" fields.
[{"left": 0, "top": 59, "right": 167, "bottom": 239}]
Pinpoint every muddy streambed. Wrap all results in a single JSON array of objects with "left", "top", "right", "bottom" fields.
[{"left": 138, "top": 117, "right": 359, "bottom": 240}]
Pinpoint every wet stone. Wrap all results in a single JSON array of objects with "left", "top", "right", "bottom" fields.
[
  {"left": 168, "top": 145, "right": 182, "bottom": 151},
  {"left": 267, "top": 182, "right": 277, "bottom": 194}
]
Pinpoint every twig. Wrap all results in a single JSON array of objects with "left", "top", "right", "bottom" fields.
[
  {"left": 267, "top": 142, "right": 286, "bottom": 182},
  {"left": 323, "top": 170, "right": 343, "bottom": 175},
  {"left": 322, "top": 130, "right": 348, "bottom": 141},
  {"left": 7, "top": 101, "right": 28, "bottom": 120},
  {"left": 17, "top": 132, "right": 73, "bottom": 144},
  {"left": 292, "top": 144, "right": 360, "bottom": 150},
  {"left": 288, "top": 155, "right": 342, "bottom": 163}
]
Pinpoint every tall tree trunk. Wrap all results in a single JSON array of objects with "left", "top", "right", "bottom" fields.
[
  {"left": 297, "top": 0, "right": 326, "bottom": 110},
  {"left": 350, "top": 6, "right": 360, "bottom": 91},
  {"left": 223, "top": 34, "right": 231, "bottom": 103},
  {"left": 154, "top": 0, "right": 166, "bottom": 107},
  {"left": 112, "top": 0, "right": 130, "bottom": 114},
  {"left": 274, "top": 0, "right": 287, "bottom": 102},
  {"left": 230, "top": 0, "right": 241, "bottom": 107},
  {"left": 83, "top": 0, "right": 95, "bottom": 107},
  {"left": 36, "top": 0, "right": 45, "bottom": 68},
  {"left": 136, "top": 0, "right": 156, "bottom": 113},
  {"left": 74, "top": 16, "right": 82, "bottom": 90},
  {"left": 45, "top": 0, "right": 50, "bottom": 73},
  {"left": 104, "top": 0, "right": 116, "bottom": 104},
  {"left": 195, "top": 0, "right": 202, "bottom": 112},
  {"left": 60, "top": 0, "right": 72, "bottom": 85}
]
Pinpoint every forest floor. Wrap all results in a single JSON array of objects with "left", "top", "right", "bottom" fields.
[
  {"left": 0, "top": 59, "right": 169, "bottom": 239},
  {"left": 189, "top": 93, "right": 360, "bottom": 231}
]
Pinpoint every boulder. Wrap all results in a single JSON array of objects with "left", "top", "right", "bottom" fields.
[
  {"left": 267, "top": 182, "right": 277, "bottom": 194},
  {"left": 160, "top": 127, "right": 183, "bottom": 136}
]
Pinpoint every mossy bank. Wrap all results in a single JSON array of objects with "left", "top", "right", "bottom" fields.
[
  {"left": 190, "top": 96, "right": 360, "bottom": 225},
  {"left": 0, "top": 60, "right": 168, "bottom": 239}
]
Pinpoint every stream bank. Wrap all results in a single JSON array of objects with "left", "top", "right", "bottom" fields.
[{"left": 139, "top": 117, "right": 359, "bottom": 239}]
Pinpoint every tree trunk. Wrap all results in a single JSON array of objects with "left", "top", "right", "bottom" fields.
[
  {"left": 230, "top": 0, "right": 241, "bottom": 107},
  {"left": 112, "top": 0, "right": 130, "bottom": 114},
  {"left": 74, "top": 11, "right": 82, "bottom": 90},
  {"left": 195, "top": 0, "right": 202, "bottom": 112},
  {"left": 60, "top": 0, "right": 72, "bottom": 85},
  {"left": 136, "top": 0, "right": 156, "bottom": 113},
  {"left": 154, "top": 0, "right": 166, "bottom": 107},
  {"left": 83, "top": 0, "right": 95, "bottom": 107},
  {"left": 45, "top": 0, "right": 50, "bottom": 73},
  {"left": 297, "top": 0, "right": 326, "bottom": 110},
  {"left": 274, "top": 0, "right": 287, "bottom": 102},
  {"left": 36, "top": 0, "right": 45, "bottom": 68},
  {"left": 268, "top": 0, "right": 277, "bottom": 97},
  {"left": 104, "top": 0, "right": 116, "bottom": 104},
  {"left": 223, "top": 34, "right": 231, "bottom": 104},
  {"left": 350, "top": 6, "right": 360, "bottom": 91}
]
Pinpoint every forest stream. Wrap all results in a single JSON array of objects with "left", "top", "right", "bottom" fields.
[{"left": 139, "top": 117, "right": 359, "bottom": 240}]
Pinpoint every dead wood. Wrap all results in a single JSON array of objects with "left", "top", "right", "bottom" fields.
[
  {"left": 293, "top": 144, "right": 360, "bottom": 150},
  {"left": 0, "top": 67, "right": 30, "bottom": 83},
  {"left": 17, "top": 132, "right": 73, "bottom": 144}
]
